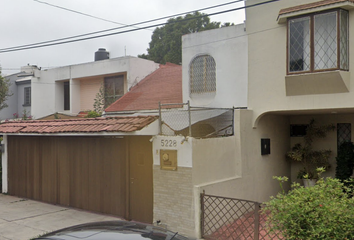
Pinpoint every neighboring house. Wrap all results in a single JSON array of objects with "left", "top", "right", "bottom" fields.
[
  {"left": 0, "top": 63, "right": 183, "bottom": 232},
  {"left": 246, "top": 0, "right": 354, "bottom": 182},
  {"left": 22, "top": 49, "right": 159, "bottom": 119},
  {"left": 0, "top": 70, "right": 31, "bottom": 121}
]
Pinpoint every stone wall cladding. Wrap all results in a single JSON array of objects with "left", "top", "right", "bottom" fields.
[{"left": 153, "top": 165, "right": 195, "bottom": 237}]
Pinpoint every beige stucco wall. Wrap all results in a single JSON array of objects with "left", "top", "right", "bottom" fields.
[
  {"left": 194, "top": 110, "right": 291, "bottom": 203},
  {"left": 246, "top": 0, "right": 354, "bottom": 125},
  {"left": 80, "top": 78, "right": 102, "bottom": 111}
]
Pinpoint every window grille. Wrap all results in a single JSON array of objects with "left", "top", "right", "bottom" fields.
[
  {"left": 288, "top": 9, "right": 348, "bottom": 73},
  {"left": 23, "top": 87, "right": 31, "bottom": 106},
  {"left": 189, "top": 55, "right": 216, "bottom": 94}
]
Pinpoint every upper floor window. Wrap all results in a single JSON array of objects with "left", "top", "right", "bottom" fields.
[
  {"left": 104, "top": 75, "right": 124, "bottom": 107},
  {"left": 23, "top": 87, "right": 31, "bottom": 106},
  {"left": 190, "top": 55, "right": 216, "bottom": 94},
  {"left": 288, "top": 9, "right": 348, "bottom": 74}
]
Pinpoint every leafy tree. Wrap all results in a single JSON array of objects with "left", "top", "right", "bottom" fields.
[
  {"left": 0, "top": 69, "right": 12, "bottom": 111},
  {"left": 139, "top": 11, "right": 233, "bottom": 64}
]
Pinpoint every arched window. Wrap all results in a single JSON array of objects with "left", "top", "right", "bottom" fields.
[{"left": 189, "top": 55, "right": 216, "bottom": 94}]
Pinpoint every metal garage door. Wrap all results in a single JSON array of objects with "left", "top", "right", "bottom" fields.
[{"left": 7, "top": 136, "right": 127, "bottom": 218}]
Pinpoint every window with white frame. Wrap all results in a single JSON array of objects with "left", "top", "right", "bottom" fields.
[
  {"left": 23, "top": 87, "right": 31, "bottom": 106},
  {"left": 288, "top": 9, "right": 348, "bottom": 73},
  {"left": 189, "top": 55, "right": 216, "bottom": 94}
]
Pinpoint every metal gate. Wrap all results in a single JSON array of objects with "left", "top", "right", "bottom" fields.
[{"left": 201, "top": 192, "right": 283, "bottom": 240}]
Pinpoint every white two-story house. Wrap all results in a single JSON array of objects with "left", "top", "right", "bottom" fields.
[{"left": 22, "top": 49, "right": 159, "bottom": 119}]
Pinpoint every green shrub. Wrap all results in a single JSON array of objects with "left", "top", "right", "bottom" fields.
[
  {"left": 85, "top": 110, "right": 101, "bottom": 118},
  {"left": 264, "top": 175, "right": 354, "bottom": 240}
]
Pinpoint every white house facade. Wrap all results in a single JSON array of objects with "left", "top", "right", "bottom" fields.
[{"left": 25, "top": 53, "right": 159, "bottom": 119}]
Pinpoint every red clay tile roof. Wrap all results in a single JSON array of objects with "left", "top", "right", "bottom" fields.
[
  {"left": 105, "top": 63, "right": 182, "bottom": 112},
  {"left": 279, "top": 0, "right": 354, "bottom": 15},
  {"left": 0, "top": 116, "right": 157, "bottom": 134}
]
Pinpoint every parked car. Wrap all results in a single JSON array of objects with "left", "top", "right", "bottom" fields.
[{"left": 32, "top": 220, "right": 190, "bottom": 240}]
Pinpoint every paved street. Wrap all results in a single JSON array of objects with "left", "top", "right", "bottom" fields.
[{"left": 0, "top": 194, "right": 120, "bottom": 240}]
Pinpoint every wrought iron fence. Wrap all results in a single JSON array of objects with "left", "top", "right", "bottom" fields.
[
  {"left": 159, "top": 102, "right": 235, "bottom": 138},
  {"left": 201, "top": 192, "right": 283, "bottom": 240}
]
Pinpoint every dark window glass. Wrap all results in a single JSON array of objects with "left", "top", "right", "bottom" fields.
[
  {"left": 337, "top": 123, "right": 351, "bottom": 149},
  {"left": 64, "top": 82, "right": 70, "bottom": 110},
  {"left": 290, "top": 124, "right": 308, "bottom": 137}
]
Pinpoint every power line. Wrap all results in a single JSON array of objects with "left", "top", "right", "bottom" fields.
[
  {"left": 1, "top": 0, "right": 244, "bottom": 52},
  {"left": 33, "top": 0, "right": 153, "bottom": 31},
  {"left": 0, "top": 0, "right": 280, "bottom": 54}
]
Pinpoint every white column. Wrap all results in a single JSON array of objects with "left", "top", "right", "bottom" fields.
[{"left": 70, "top": 78, "right": 81, "bottom": 114}]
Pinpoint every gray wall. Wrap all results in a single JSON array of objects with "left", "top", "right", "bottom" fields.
[{"left": 0, "top": 73, "right": 20, "bottom": 121}]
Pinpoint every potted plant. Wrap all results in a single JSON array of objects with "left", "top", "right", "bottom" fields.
[{"left": 286, "top": 119, "right": 335, "bottom": 186}]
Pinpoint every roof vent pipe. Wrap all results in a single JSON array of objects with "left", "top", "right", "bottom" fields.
[{"left": 95, "top": 48, "right": 110, "bottom": 61}]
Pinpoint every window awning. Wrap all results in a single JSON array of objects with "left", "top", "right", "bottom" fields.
[
  {"left": 15, "top": 76, "right": 32, "bottom": 85},
  {"left": 278, "top": 0, "right": 354, "bottom": 23}
]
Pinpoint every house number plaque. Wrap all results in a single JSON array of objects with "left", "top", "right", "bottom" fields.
[{"left": 160, "top": 150, "right": 177, "bottom": 171}]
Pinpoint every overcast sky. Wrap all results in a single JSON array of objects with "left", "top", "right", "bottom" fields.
[{"left": 0, "top": 0, "right": 245, "bottom": 76}]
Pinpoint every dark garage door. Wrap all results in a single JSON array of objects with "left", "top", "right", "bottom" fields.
[{"left": 7, "top": 136, "right": 127, "bottom": 217}]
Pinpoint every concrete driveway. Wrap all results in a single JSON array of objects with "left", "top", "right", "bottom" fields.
[{"left": 0, "top": 194, "right": 121, "bottom": 240}]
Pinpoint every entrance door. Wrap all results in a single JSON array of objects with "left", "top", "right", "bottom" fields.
[{"left": 128, "top": 136, "right": 153, "bottom": 223}]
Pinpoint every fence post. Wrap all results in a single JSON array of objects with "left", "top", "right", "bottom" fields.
[
  {"left": 188, "top": 101, "right": 192, "bottom": 137},
  {"left": 254, "top": 203, "right": 260, "bottom": 240},
  {"left": 158, "top": 102, "right": 162, "bottom": 135},
  {"left": 200, "top": 190, "right": 205, "bottom": 238}
]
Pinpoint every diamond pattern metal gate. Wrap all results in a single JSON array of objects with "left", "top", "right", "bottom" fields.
[{"left": 201, "top": 193, "right": 283, "bottom": 240}]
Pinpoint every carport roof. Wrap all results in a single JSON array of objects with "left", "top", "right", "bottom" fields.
[{"left": 0, "top": 116, "right": 157, "bottom": 134}]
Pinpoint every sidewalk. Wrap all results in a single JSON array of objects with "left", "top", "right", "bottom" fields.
[{"left": 0, "top": 194, "right": 120, "bottom": 240}]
